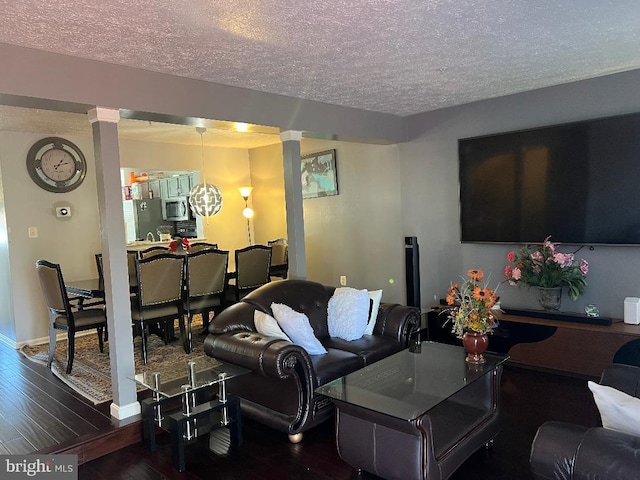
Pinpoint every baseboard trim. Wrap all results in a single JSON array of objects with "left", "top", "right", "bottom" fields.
[
  {"left": 110, "top": 401, "right": 141, "bottom": 420},
  {"left": 15, "top": 330, "right": 97, "bottom": 349}
]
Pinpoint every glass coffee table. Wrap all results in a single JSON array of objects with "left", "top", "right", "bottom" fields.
[
  {"left": 131, "top": 356, "right": 249, "bottom": 472},
  {"left": 316, "top": 342, "right": 509, "bottom": 480}
]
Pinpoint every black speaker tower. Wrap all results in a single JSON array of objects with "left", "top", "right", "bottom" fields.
[{"left": 405, "top": 236, "right": 421, "bottom": 309}]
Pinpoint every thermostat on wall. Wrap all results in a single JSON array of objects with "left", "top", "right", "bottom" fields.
[{"left": 56, "top": 206, "right": 71, "bottom": 218}]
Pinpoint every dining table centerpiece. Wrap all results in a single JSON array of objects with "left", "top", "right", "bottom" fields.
[
  {"left": 169, "top": 237, "right": 190, "bottom": 252},
  {"left": 444, "top": 269, "right": 498, "bottom": 364},
  {"left": 504, "top": 236, "right": 589, "bottom": 311}
]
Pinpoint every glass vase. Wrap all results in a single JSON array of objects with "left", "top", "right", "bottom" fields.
[{"left": 538, "top": 287, "right": 562, "bottom": 311}]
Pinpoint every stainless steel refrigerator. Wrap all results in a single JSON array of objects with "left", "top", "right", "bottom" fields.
[{"left": 123, "top": 199, "right": 165, "bottom": 242}]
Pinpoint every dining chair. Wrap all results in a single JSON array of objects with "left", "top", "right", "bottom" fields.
[
  {"left": 127, "top": 250, "right": 139, "bottom": 291},
  {"left": 98, "top": 251, "right": 139, "bottom": 296},
  {"left": 35, "top": 259, "right": 107, "bottom": 374},
  {"left": 131, "top": 253, "right": 186, "bottom": 364},
  {"left": 183, "top": 248, "right": 229, "bottom": 351},
  {"left": 228, "top": 245, "right": 272, "bottom": 303},
  {"left": 139, "top": 246, "right": 170, "bottom": 259},
  {"left": 267, "top": 238, "right": 288, "bottom": 280},
  {"left": 189, "top": 242, "right": 219, "bottom": 253}
]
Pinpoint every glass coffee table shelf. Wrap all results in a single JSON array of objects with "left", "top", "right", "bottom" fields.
[{"left": 130, "top": 356, "right": 249, "bottom": 472}]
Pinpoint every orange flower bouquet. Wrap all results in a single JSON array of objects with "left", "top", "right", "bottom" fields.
[{"left": 445, "top": 269, "right": 498, "bottom": 338}]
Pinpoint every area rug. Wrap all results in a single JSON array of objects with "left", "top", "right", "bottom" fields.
[{"left": 20, "top": 317, "right": 207, "bottom": 405}]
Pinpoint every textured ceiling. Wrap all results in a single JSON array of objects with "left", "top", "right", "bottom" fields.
[{"left": 1, "top": 1, "right": 640, "bottom": 145}]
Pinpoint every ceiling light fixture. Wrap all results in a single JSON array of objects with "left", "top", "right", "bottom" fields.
[{"left": 189, "top": 127, "right": 223, "bottom": 219}]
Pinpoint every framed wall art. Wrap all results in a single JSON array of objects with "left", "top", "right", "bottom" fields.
[{"left": 301, "top": 149, "right": 338, "bottom": 199}]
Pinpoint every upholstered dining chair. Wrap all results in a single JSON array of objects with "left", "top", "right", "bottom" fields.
[
  {"left": 35, "top": 260, "right": 107, "bottom": 374},
  {"left": 139, "top": 246, "right": 170, "bottom": 259},
  {"left": 228, "top": 245, "right": 272, "bottom": 303},
  {"left": 126, "top": 250, "right": 139, "bottom": 291},
  {"left": 268, "top": 238, "right": 288, "bottom": 279},
  {"left": 131, "top": 253, "right": 186, "bottom": 364},
  {"left": 97, "top": 251, "right": 140, "bottom": 297},
  {"left": 183, "top": 248, "right": 229, "bottom": 351},
  {"left": 189, "top": 242, "right": 219, "bottom": 253}
]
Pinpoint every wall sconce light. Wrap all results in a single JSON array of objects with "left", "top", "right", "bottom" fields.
[{"left": 238, "top": 186, "right": 254, "bottom": 245}]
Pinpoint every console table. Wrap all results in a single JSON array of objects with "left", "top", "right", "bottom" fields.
[
  {"left": 428, "top": 307, "right": 640, "bottom": 377},
  {"left": 317, "top": 342, "right": 508, "bottom": 480}
]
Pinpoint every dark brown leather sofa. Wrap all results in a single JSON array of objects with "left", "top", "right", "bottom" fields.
[
  {"left": 530, "top": 363, "right": 640, "bottom": 479},
  {"left": 204, "top": 279, "right": 421, "bottom": 441}
]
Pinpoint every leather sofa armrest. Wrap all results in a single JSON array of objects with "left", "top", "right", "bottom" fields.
[
  {"left": 375, "top": 303, "right": 421, "bottom": 346},
  {"left": 600, "top": 363, "right": 640, "bottom": 397},
  {"left": 574, "top": 427, "right": 640, "bottom": 479},
  {"left": 530, "top": 421, "right": 588, "bottom": 480},
  {"left": 530, "top": 421, "right": 640, "bottom": 480},
  {"left": 204, "top": 330, "right": 314, "bottom": 380}
]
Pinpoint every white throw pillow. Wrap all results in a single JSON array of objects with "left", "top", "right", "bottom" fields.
[
  {"left": 364, "top": 289, "right": 383, "bottom": 335},
  {"left": 327, "top": 287, "right": 370, "bottom": 341},
  {"left": 271, "top": 303, "right": 327, "bottom": 355},
  {"left": 588, "top": 381, "right": 640, "bottom": 437},
  {"left": 254, "top": 310, "right": 291, "bottom": 342}
]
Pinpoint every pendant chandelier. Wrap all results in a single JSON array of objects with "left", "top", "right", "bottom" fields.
[{"left": 188, "top": 127, "right": 223, "bottom": 217}]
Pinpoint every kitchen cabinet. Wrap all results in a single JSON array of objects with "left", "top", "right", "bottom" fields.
[
  {"left": 167, "top": 175, "right": 193, "bottom": 197},
  {"left": 147, "top": 179, "right": 160, "bottom": 199},
  {"left": 130, "top": 182, "right": 149, "bottom": 200},
  {"left": 159, "top": 178, "right": 169, "bottom": 199}
]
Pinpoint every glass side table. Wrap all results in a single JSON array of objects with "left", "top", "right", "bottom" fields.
[{"left": 130, "top": 356, "right": 249, "bottom": 472}]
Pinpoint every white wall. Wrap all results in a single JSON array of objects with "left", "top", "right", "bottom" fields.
[
  {"left": 0, "top": 143, "right": 15, "bottom": 342},
  {"left": 1, "top": 132, "right": 255, "bottom": 344},
  {"left": 1, "top": 131, "right": 101, "bottom": 344},
  {"left": 119, "top": 139, "right": 253, "bottom": 257},
  {"left": 400, "top": 70, "right": 640, "bottom": 318},
  {"left": 299, "top": 139, "right": 405, "bottom": 302},
  {"left": 249, "top": 143, "right": 287, "bottom": 244}
]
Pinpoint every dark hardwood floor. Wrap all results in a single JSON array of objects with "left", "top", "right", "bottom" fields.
[
  {"left": 80, "top": 365, "right": 601, "bottom": 480},
  {"left": 1, "top": 339, "right": 602, "bottom": 479}
]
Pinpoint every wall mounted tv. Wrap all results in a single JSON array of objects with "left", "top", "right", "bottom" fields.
[{"left": 459, "top": 112, "right": 640, "bottom": 245}]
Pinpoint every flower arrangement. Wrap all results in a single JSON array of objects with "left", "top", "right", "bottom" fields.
[
  {"left": 157, "top": 225, "right": 172, "bottom": 235},
  {"left": 445, "top": 269, "right": 498, "bottom": 337},
  {"left": 504, "top": 236, "right": 589, "bottom": 300},
  {"left": 169, "top": 237, "right": 190, "bottom": 252}
]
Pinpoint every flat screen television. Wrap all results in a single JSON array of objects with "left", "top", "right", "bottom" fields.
[{"left": 459, "top": 112, "right": 640, "bottom": 245}]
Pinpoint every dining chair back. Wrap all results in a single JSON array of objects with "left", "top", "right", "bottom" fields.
[
  {"left": 35, "top": 259, "right": 106, "bottom": 374},
  {"left": 131, "top": 253, "right": 186, "bottom": 364},
  {"left": 183, "top": 248, "right": 229, "bottom": 350},
  {"left": 189, "top": 242, "right": 219, "bottom": 253},
  {"left": 268, "top": 238, "right": 288, "bottom": 279},
  {"left": 139, "top": 246, "right": 170, "bottom": 259},
  {"left": 95, "top": 253, "right": 104, "bottom": 282},
  {"left": 230, "top": 245, "right": 272, "bottom": 302},
  {"left": 127, "top": 250, "right": 139, "bottom": 289}
]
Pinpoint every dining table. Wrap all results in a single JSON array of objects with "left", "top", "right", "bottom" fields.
[{"left": 66, "top": 278, "right": 105, "bottom": 300}]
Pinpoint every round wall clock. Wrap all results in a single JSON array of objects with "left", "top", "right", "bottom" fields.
[{"left": 26, "top": 137, "right": 87, "bottom": 193}]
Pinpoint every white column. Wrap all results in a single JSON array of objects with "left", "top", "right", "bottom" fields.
[
  {"left": 88, "top": 107, "right": 140, "bottom": 419},
  {"left": 280, "top": 130, "right": 306, "bottom": 279}
]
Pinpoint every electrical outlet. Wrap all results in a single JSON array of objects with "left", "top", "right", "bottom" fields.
[
  {"left": 340, "top": 275, "right": 347, "bottom": 286},
  {"left": 28, "top": 227, "right": 38, "bottom": 238}
]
